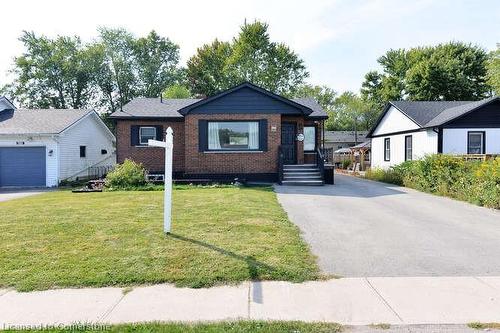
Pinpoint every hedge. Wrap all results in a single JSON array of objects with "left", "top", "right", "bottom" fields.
[{"left": 365, "top": 155, "right": 500, "bottom": 209}]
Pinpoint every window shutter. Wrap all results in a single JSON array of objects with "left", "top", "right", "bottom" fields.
[
  {"left": 155, "top": 125, "right": 164, "bottom": 141},
  {"left": 130, "top": 125, "right": 139, "bottom": 146},
  {"left": 198, "top": 120, "right": 208, "bottom": 152},
  {"left": 259, "top": 119, "right": 268, "bottom": 151}
]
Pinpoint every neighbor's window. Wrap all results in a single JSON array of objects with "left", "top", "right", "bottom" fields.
[
  {"left": 405, "top": 135, "right": 412, "bottom": 161},
  {"left": 139, "top": 127, "right": 156, "bottom": 145},
  {"left": 384, "top": 138, "right": 390, "bottom": 161},
  {"left": 80, "top": 146, "right": 86, "bottom": 158},
  {"left": 208, "top": 121, "right": 259, "bottom": 150},
  {"left": 467, "top": 131, "right": 485, "bottom": 154},
  {"left": 304, "top": 126, "right": 316, "bottom": 151}
]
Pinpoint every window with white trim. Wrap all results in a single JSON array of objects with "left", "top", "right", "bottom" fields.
[
  {"left": 384, "top": 138, "right": 390, "bottom": 161},
  {"left": 139, "top": 127, "right": 156, "bottom": 145},
  {"left": 207, "top": 121, "right": 259, "bottom": 151},
  {"left": 404, "top": 135, "right": 412, "bottom": 161},
  {"left": 303, "top": 126, "right": 316, "bottom": 151}
]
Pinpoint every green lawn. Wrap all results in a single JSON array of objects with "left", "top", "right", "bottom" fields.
[
  {"left": 0, "top": 186, "right": 320, "bottom": 291},
  {"left": 3, "top": 321, "right": 342, "bottom": 333}
]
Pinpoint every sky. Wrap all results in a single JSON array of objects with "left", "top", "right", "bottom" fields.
[{"left": 0, "top": 0, "right": 499, "bottom": 94}]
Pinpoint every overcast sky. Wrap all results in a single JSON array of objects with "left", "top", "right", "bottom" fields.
[{"left": 1, "top": 0, "right": 499, "bottom": 94}]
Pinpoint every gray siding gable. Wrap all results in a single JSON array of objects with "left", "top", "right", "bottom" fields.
[{"left": 180, "top": 83, "right": 312, "bottom": 116}]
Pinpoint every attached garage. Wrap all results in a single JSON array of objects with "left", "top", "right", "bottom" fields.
[{"left": 0, "top": 147, "right": 46, "bottom": 187}]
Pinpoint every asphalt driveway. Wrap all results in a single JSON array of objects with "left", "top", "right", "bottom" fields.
[{"left": 275, "top": 174, "right": 500, "bottom": 277}]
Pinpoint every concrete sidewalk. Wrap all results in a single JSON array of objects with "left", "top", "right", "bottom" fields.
[{"left": 1, "top": 277, "right": 500, "bottom": 329}]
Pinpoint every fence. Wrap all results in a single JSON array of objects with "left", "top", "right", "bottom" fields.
[{"left": 87, "top": 165, "right": 114, "bottom": 180}]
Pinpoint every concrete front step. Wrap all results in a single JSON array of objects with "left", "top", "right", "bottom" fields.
[
  {"left": 284, "top": 175, "right": 323, "bottom": 180},
  {"left": 281, "top": 180, "right": 324, "bottom": 186},
  {"left": 283, "top": 168, "right": 319, "bottom": 172},
  {"left": 283, "top": 172, "right": 321, "bottom": 177}
]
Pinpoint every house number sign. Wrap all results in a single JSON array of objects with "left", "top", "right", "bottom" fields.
[{"left": 296, "top": 133, "right": 305, "bottom": 142}]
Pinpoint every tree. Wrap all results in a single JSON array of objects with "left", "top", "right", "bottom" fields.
[
  {"left": 186, "top": 39, "right": 232, "bottom": 97},
  {"left": 97, "top": 27, "right": 137, "bottom": 111},
  {"left": 162, "top": 84, "right": 191, "bottom": 98},
  {"left": 487, "top": 45, "right": 500, "bottom": 95},
  {"left": 362, "top": 42, "right": 491, "bottom": 108},
  {"left": 6, "top": 31, "right": 99, "bottom": 109},
  {"left": 329, "top": 92, "right": 378, "bottom": 131},
  {"left": 186, "top": 20, "right": 308, "bottom": 97},
  {"left": 293, "top": 84, "right": 336, "bottom": 129},
  {"left": 134, "top": 30, "right": 181, "bottom": 97}
]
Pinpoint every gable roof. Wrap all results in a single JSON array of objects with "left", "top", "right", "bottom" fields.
[
  {"left": 177, "top": 82, "right": 313, "bottom": 116},
  {"left": 367, "top": 96, "right": 499, "bottom": 137},
  {"left": 0, "top": 108, "right": 93, "bottom": 135},
  {"left": 109, "top": 82, "right": 328, "bottom": 120},
  {"left": 0, "top": 96, "right": 16, "bottom": 111}
]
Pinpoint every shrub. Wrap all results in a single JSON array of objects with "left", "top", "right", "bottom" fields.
[
  {"left": 364, "top": 155, "right": 500, "bottom": 209},
  {"left": 105, "top": 159, "right": 147, "bottom": 189},
  {"left": 341, "top": 159, "right": 352, "bottom": 169}
]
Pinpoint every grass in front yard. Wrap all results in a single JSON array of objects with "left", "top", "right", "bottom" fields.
[
  {"left": 0, "top": 186, "right": 320, "bottom": 291},
  {"left": 2, "top": 321, "right": 343, "bottom": 333}
]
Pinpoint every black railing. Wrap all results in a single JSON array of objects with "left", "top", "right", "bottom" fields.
[
  {"left": 316, "top": 148, "right": 325, "bottom": 182},
  {"left": 278, "top": 145, "right": 284, "bottom": 184}
]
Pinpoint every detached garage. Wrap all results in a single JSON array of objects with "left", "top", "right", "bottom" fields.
[{"left": 0, "top": 97, "right": 116, "bottom": 187}]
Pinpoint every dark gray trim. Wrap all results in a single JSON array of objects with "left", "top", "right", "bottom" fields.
[
  {"left": 130, "top": 125, "right": 139, "bottom": 146},
  {"left": 178, "top": 82, "right": 313, "bottom": 116},
  {"left": 467, "top": 131, "right": 486, "bottom": 154},
  {"left": 198, "top": 120, "right": 208, "bottom": 152},
  {"left": 369, "top": 128, "right": 427, "bottom": 138},
  {"left": 111, "top": 116, "right": 185, "bottom": 121},
  {"left": 259, "top": 119, "right": 268, "bottom": 151},
  {"left": 437, "top": 127, "right": 443, "bottom": 153},
  {"left": 436, "top": 97, "right": 499, "bottom": 127}
]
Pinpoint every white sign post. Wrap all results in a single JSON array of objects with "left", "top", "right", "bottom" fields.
[{"left": 148, "top": 127, "right": 174, "bottom": 234}]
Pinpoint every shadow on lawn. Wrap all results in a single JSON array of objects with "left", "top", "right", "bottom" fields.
[{"left": 168, "top": 233, "right": 277, "bottom": 280}]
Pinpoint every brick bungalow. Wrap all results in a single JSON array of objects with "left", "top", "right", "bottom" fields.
[{"left": 110, "top": 82, "right": 331, "bottom": 184}]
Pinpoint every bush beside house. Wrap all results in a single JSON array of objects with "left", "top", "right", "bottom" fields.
[
  {"left": 365, "top": 155, "right": 500, "bottom": 209},
  {"left": 105, "top": 159, "right": 147, "bottom": 189}
]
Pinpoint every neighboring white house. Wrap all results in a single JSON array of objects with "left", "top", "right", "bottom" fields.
[
  {"left": 367, "top": 96, "right": 500, "bottom": 169},
  {"left": 0, "top": 98, "right": 116, "bottom": 187}
]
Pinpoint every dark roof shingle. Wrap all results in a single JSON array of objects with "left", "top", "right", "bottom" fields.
[{"left": 110, "top": 96, "right": 327, "bottom": 119}]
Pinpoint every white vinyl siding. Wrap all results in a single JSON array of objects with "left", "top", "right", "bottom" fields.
[
  {"left": 372, "top": 106, "right": 419, "bottom": 136},
  {"left": 58, "top": 112, "right": 115, "bottom": 181},
  {"left": 371, "top": 129, "right": 438, "bottom": 169},
  {"left": 442, "top": 128, "right": 500, "bottom": 154}
]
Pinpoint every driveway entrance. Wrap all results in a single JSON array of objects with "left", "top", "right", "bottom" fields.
[{"left": 275, "top": 174, "right": 500, "bottom": 276}]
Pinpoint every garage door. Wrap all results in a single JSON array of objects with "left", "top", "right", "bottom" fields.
[{"left": 0, "top": 147, "right": 46, "bottom": 186}]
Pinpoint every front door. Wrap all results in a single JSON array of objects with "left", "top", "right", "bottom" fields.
[{"left": 281, "top": 123, "right": 296, "bottom": 164}]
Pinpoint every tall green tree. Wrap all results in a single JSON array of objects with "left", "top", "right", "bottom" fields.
[
  {"left": 487, "top": 45, "right": 500, "bottom": 95},
  {"left": 362, "top": 42, "right": 491, "bottom": 109},
  {"left": 97, "top": 27, "right": 137, "bottom": 111},
  {"left": 186, "top": 39, "right": 232, "bottom": 97},
  {"left": 186, "top": 21, "right": 308, "bottom": 97},
  {"left": 134, "top": 30, "right": 181, "bottom": 97},
  {"left": 330, "top": 92, "right": 378, "bottom": 131},
  {"left": 6, "top": 31, "right": 99, "bottom": 109}
]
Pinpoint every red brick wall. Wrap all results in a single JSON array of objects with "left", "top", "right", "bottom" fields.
[
  {"left": 115, "top": 120, "right": 185, "bottom": 173},
  {"left": 184, "top": 114, "right": 281, "bottom": 174}
]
